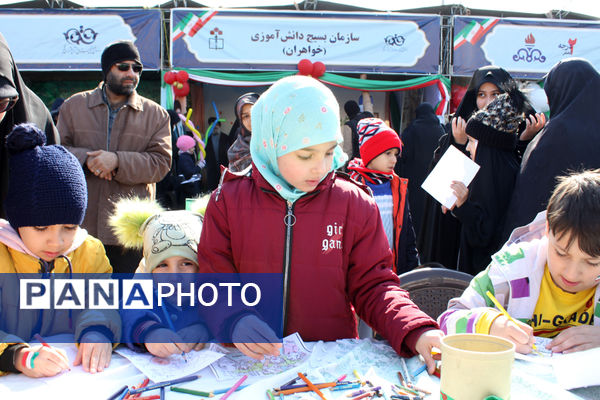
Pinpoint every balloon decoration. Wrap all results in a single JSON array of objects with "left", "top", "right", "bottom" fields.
[
  {"left": 164, "top": 70, "right": 190, "bottom": 97},
  {"left": 297, "top": 59, "right": 326, "bottom": 78},
  {"left": 312, "top": 61, "right": 326, "bottom": 78}
]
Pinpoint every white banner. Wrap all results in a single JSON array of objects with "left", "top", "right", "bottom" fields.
[
  {"left": 481, "top": 24, "right": 600, "bottom": 73},
  {"left": 0, "top": 14, "right": 135, "bottom": 65}
]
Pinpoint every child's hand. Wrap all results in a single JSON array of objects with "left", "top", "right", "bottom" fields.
[
  {"left": 450, "top": 181, "right": 469, "bottom": 209},
  {"left": 177, "top": 323, "right": 209, "bottom": 351},
  {"left": 232, "top": 315, "right": 282, "bottom": 360},
  {"left": 145, "top": 328, "right": 192, "bottom": 358},
  {"left": 74, "top": 331, "right": 112, "bottom": 373},
  {"left": 548, "top": 325, "right": 600, "bottom": 354},
  {"left": 414, "top": 329, "right": 444, "bottom": 374},
  {"left": 451, "top": 117, "right": 468, "bottom": 145},
  {"left": 15, "top": 345, "right": 70, "bottom": 378},
  {"left": 489, "top": 315, "right": 534, "bottom": 354}
]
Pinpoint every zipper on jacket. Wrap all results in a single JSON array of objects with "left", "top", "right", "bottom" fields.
[{"left": 281, "top": 200, "right": 296, "bottom": 335}]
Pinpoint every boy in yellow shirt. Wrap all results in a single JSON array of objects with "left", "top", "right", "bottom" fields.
[{"left": 439, "top": 169, "right": 600, "bottom": 354}]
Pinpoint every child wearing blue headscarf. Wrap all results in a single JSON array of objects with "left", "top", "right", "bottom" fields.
[{"left": 197, "top": 76, "right": 443, "bottom": 373}]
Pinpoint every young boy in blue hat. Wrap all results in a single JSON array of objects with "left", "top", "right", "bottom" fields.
[{"left": 0, "top": 123, "right": 119, "bottom": 378}]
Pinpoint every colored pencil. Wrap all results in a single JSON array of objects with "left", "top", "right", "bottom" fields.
[
  {"left": 397, "top": 371, "right": 407, "bottom": 387},
  {"left": 278, "top": 381, "right": 337, "bottom": 391},
  {"left": 129, "top": 375, "right": 201, "bottom": 395},
  {"left": 276, "top": 373, "right": 306, "bottom": 390},
  {"left": 212, "top": 384, "right": 249, "bottom": 395},
  {"left": 486, "top": 290, "right": 538, "bottom": 351},
  {"left": 346, "top": 386, "right": 381, "bottom": 397},
  {"left": 330, "top": 382, "right": 362, "bottom": 391},
  {"left": 159, "top": 387, "right": 165, "bottom": 400},
  {"left": 297, "top": 373, "right": 327, "bottom": 400},
  {"left": 400, "top": 358, "right": 412, "bottom": 385},
  {"left": 394, "top": 384, "right": 420, "bottom": 396},
  {"left": 160, "top": 302, "right": 188, "bottom": 363},
  {"left": 411, "top": 364, "right": 427, "bottom": 378},
  {"left": 134, "top": 396, "right": 160, "bottom": 400},
  {"left": 220, "top": 375, "right": 248, "bottom": 400},
  {"left": 170, "top": 386, "right": 213, "bottom": 397},
  {"left": 350, "top": 392, "right": 374, "bottom": 400},
  {"left": 273, "top": 382, "right": 337, "bottom": 395},
  {"left": 128, "top": 378, "right": 150, "bottom": 399},
  {"left": 116, "top": 387, "right": 131, "bottom": 400},
  {"left": 410, "top": 383, "right": 431, "bottom": 396},
  {"left": 108, "top": 385, "right": 129, "bottom": 400},
  {"left": 266, "top": 389, "right": 276, "bottom": 400},
  {"left": 33, "top": 333, "right": 50, "bottom": 348}
]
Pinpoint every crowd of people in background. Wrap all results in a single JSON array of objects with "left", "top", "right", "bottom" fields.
[{"left": 1, "top": 32, "right": 600, "bottom": 378}]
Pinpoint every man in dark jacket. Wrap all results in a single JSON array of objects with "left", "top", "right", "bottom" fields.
[
  {"left": 58, "top": 41, "right": 171, "bottom": 273},
  {"left": 204, "top": 117, "right": 234, "bottom": 191},
  {"left": 342, "top": 99, "right": 373, "bottom": 160}
]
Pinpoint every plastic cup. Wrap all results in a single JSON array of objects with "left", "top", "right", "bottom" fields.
[{"left": 440, "top": 333, "right": 515, "bottom": 400}]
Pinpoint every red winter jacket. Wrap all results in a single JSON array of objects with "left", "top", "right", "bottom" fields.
[{"left": 197, "top": 165, "right": 437, "bottom": 357}]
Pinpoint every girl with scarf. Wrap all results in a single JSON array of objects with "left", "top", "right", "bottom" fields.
[
  {"left": 347, "top": 118, "right": 419, "bottom": 274},
  {"left": 418, "top": 66, "right": 542, "bottom": 269},
  {"left": 227, "top": 92, "right": 259, "bottom": 172},
  {"left": 449, "top": 89, "right": 528, "bottom": 275},
  {"left": 198, "top": 76, "right": 443, "bottom": 373}
]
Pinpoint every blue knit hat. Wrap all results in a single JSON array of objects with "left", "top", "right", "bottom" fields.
[{"left": 5, "top": 123, "right": 87, "bottom": 229}]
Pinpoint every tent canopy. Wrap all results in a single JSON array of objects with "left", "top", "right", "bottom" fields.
[{"left": 0, "top": 0, "right": 598, "bottom": 20}]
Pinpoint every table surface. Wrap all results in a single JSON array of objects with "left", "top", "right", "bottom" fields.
[{"left": 1, "top": 339, "right": 598, "bottom": 400}]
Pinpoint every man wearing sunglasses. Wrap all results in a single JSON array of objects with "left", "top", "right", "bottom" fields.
[{"left": 58, "top": 40, "right": 172, "bottom": 273}]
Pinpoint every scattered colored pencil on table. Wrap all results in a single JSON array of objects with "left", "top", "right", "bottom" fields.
[
  {"left": 128, "top": 374, "right": 201, "bottom": 395},
  {"left": 220, "top": 374, "right": 248, "bottom": 400},
  {"left": 125, "top": 378, "right": 150, "bottom": 399},
  {"left": 298, "top": 372, "right": 328, "bottom": 400}
]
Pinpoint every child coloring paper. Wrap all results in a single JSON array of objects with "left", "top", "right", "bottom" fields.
[
  {"left": 115, "top": 346, "right": 224, "bottom": 383},
  {"left": 421, "top": 145, "right": 480, "bottom": 209},
  {"left": 209, "top": 332, "right": 311, "bottom": 380}
]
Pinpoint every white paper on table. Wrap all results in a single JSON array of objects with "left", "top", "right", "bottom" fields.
[
  {"left": 551, "top": 347, "right": 600, "bottom": 389},
  {"left": 208, "top": 332, "right": 311, "bottom": 381},
  {"left": 421, "top": 145, "right": 480, "bottom": 209},
  {"left": 115, "top": 346, "right": 224, "bottom": 383},
  {"left": 514, "top": 336, "right": 560, "bottom": 364}
]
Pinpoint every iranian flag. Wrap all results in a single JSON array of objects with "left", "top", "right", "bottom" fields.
[
  {"left": 454, "top": 18, "right": 499, "bottom": 50},
  {"left": 173, "top": 10, "right": 218, "bottom": 41}
]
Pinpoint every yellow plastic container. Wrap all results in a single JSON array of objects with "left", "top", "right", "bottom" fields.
[{"left": 440, "top": 333, "right": 515, "bottom": 400}]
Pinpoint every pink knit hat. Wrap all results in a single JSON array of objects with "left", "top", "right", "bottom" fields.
[{"left": 176, "top": 135, "right": 196, "bottom": 152}]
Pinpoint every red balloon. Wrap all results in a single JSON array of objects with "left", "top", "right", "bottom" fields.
[
  {"left": 173, "top": 81, "right": 190, "bottom": 97},
  {"left": 312, "top": 61, "right": 326, "bottom": 78},
  {"left": 297, "top": 59, "right": 313, "bottom": 76},
  {"left": 176, "top": 70, "right": 189, "bottom": 83},
  {"left": 164, "top": 71, "right": 176, "bottom": 85}
]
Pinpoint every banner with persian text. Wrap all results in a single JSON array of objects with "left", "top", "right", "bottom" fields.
[
  {"left": 453, "top": 16, "right": 600, "bottom": 78},
  {"left": 171, "top": 9, "right": 440, "bottom": 74},
  {"left": 0, "top": 9, "right": 161, "bottom": 70}
]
